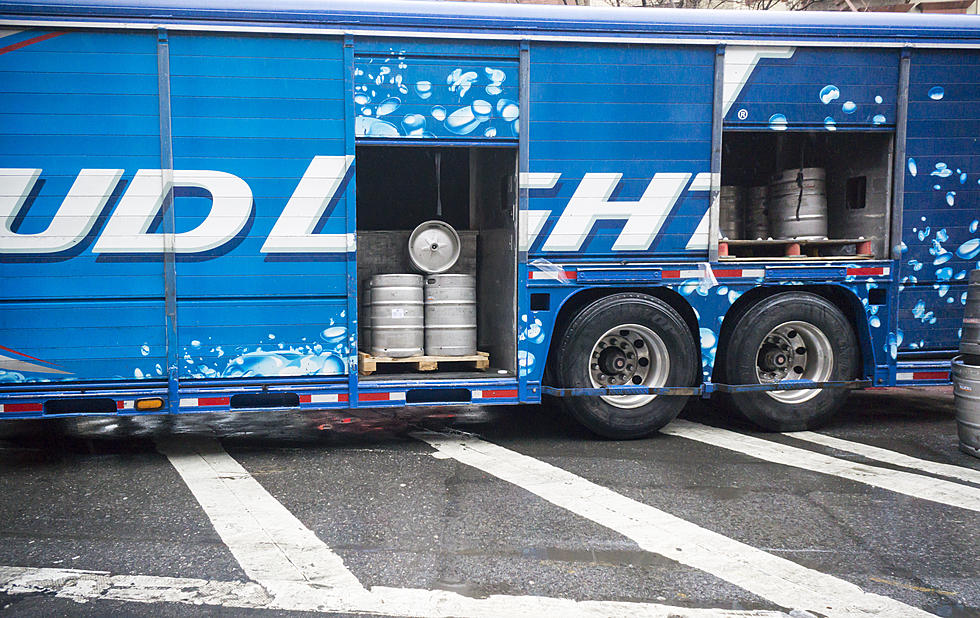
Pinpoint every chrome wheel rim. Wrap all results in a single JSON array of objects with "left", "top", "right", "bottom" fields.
[
  {"left": 588, "top": 323, "right": 669, "bottom": 409},
  {"left": 755, "top": 320, "right": 834, "bottom": 404}
]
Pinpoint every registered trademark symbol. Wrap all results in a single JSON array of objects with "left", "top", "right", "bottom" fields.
[{"left": 737, "top": 108, "right": 749, "bottom": 120}]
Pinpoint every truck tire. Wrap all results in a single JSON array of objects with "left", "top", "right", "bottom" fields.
[
  {"left": 556, "top": 293, "right": 698, "bottom": 439},
  {"left": 721, "top": 292, "right": 858, "bottom": 432}
]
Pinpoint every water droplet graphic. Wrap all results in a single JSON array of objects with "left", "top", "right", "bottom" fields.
[
  {"left": 355, "top": 116, "right": 399, "bottom": 137},
  {"left": 961, "top": 172, "right": 968, "bottom": 184},
  {"left": 870, "top": 316, "right": 881, "bottom": 328},
  {"left": 872, "top": 114, "right": 886, "bottom": 125},
  {"left": 908, "top": 259, "right": 923, "bottom": 271},
  {"left": 964, "top": 292, "right": 970, "bottom": 305},
  {"left": 912, "top": 300, "right": 926, "bottom": 318},
  {"left": 824, "top": 117, "right": 836, "bottom": 131},
  {"left": 907, "top": 158, "right": 917, "bottom": 176},
  {"left": 933, "top": 252, "right": 951, "bottom": 266},
  {"left": 155, "top": 363, "right": 163, "bottom": 375},
  {"left": 379, "top": 66, "right": 391, "bottom": 76},
  {"left": 354, "top": 94, "right": 370, "bottom": 105},
  {"left": 445, "top": 105, "right": 487, "bottom": 135},
  {"left": 970, "top": 220, "right": 978, "bottom": 233},
  {"left": 471, "top": 99, "right": 492, "bottom": 117},
  {"left": 134, "top": 367, "right": 144, "bottom": 379},
  {"left": 936, "top": 228, "right": 948, "bottom": 242},
  {"left": 517, "top": 350, "right": 535, "bottom": 377},
  {"left": 376, "top": 97, "right": 400, "bottom": 117},
  {"left": 937, "top": 266, "right": 953, "bottom": 281},
  {"left": 140, "top": 344, "right": 150, "bottom": 356},
  {"left": 484, "top": 127, "right": 497, "bottom": 137},
  {"left": 410, "top": 80, "right": 432, "bottom": 100},
  {"left": 679, "top": 280, "right": 699, "bottom": 296},
  {"left": 819, "top": 85, "right": 840, "bottom": 104},
  {"left": 727, "top": 289, "right": 742, "bottom": 304},
  {"left": 875, "top": 95, "right": 883, "bottom": 104},
  {"left": 431, "top": 105, "right": 446, "bottom": 121},
  {"left": 917, "top": 227, "right": 930, "bottom": 241},
  {"left": 402, "top": 113, "right": 426, "bottom": 134},
  {"left": 928, "top": 86, "right": 944, "bottom": 100},
  {"left": 191, "top": 340, "right": 201, "bottom": 349},
  {"left": 768, "top": 113, "right": 787, "bottom": 130},
  {"left": 946, "top": 192, "right": 955, "bottom": 206},
  {"left": 956, "top": 270, "right": 967, "bottom": 280},
  {"left": 447, "top": 69, "right": 478, "bottom": 98},
  {"left": 842, "top": 101, "right": 856, "bottom": 114},
  {"left": 496, "top": 99, "right": 519, "bottom": 121},
  {"left": 956, "top": 238, "right": 980, "bottom": 260},
  {"left": 716, "top": 286, "right": 729, "bottom": 296},
  {"left": 700, "top": 328, "right": 717, "bottom": 349},
  {"left": 931, "top": 162, "right": 952, "bottom": 177},
  {"left": 938, "top": 284, "right": 950, "bottom": 297}
]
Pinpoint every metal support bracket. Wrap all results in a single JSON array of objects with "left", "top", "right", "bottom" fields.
[{"left": 541, "top": 379, "right": 872, "bottom": 398}]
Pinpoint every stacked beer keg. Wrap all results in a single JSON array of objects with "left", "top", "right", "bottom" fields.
[
  {"left": 953, "top": 269, "right": 980, "bottom": 457},
  {"left": 363, "top": 220, "right": 476, "bottom": 358}
]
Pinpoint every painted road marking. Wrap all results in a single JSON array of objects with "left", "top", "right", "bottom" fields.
[
  {"left": 0, "top": 565, "right": 788, "bottom": 617},
  {"left": 156, "top": 437, "right": 368, "bottom": 594},
  {"left": 784, "top": 430, "right": 980, "bottom": 486},
  {"left": 156, "top": 436, "right": 786, "bottom": 617},
  {"left": 662, "top": 420, "right": 980, "bottom": 513},
  {"left": 413, "top": 431, "right": 928, "bottom": 618}
]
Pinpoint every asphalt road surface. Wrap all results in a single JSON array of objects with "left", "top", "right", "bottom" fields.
[{"left": 0, "top": 387, "right": 977, "bottom": 617}]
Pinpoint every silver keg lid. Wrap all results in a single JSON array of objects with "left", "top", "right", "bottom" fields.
[{"left": 408, "top": 220, "right": 461, "bottom": 274}]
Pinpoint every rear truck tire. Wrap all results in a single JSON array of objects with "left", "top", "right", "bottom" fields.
[
  {"left": 721, "top": 292, "right": 859, "bottom": 432},
  {"left": 556, "top": 293, "right": 698, "bottom": 439}
]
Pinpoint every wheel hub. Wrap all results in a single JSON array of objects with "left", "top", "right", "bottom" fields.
[
  {"left": 755, "top": 321, "right": 832, "bottom": 404},
  {"left": 588, "top": 324, "right": 669, "bottom": 408}
]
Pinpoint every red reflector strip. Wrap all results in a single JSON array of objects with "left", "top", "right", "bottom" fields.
[
  {"left": 1, "top": 403, "right": 43, "bottom": 413},
  {"left": 896, "top": 371, "right": 950, "bottom": 381},
  {"left": 359, "top": 392, "right": 405, "bottom": 402},
  {"left": 711, "top": 269, "right": 744, "bottom": 278},
  {"left": 662, "top": 268, "right": 763, "bottom": 280},
  {"left": 846, "top": 266, "right": 889, "bottom": 277},
  {"left": 474, "top": 389, "right": 519, "bottom": 399},
  {"left": 179, "top": 397, "right": 231, "bottom": 408},
  {"left": 529, "top": 270, "right": 577, "bottom": 280}
]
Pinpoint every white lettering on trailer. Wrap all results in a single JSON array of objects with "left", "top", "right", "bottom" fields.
[
  {"left": 0, "top": 168, "right": 123, "bottom": 253},
  {"left": 542, "top": 172, "right": 691, "bottom": 252},
  {"left": 722, "top": 47, "right": 796, "bottom": 116},
  {"left": 1, "top": 160, "right": 713, "bottom": 254},
  {"left": 260, "top": 155, "right": 355, "bottom": 253},
  {"left": 684, "top": 172, "right": 714, "bottom": 251},
  {"left": 93, "top": 169, "right": 251, "bottom": 253},
  {"left": 518, "top": 172, "right": 560, "bottom": 252}
]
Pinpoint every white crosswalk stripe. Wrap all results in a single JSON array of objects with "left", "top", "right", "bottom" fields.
[
  {"left": 413, "top": 430, "right": 928, "bottom": 618},
  {"left": 783, "top": 430, "right": 980, "bottom": 486},
  {"left": 662, "top": 420, "right": 980, "bottom": 513}
]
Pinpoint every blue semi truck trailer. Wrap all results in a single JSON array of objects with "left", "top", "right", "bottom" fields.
[{"left": 1, "top": 0, "right": 978, "bottom": 438}]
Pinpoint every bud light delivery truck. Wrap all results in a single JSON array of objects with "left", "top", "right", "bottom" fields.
[{"left": 1, "top": 0, "right": 978, "bottom": 438}]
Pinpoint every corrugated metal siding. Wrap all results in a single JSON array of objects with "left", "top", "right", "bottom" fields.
[
  {"left": 0, "top": 29, "right": 165, "bottom": 381},
  {"left": 527, "top": 43, "right": 714, "bottom": 258},
  {"left": 169, "top": 32, "right": 350, "bottom": 379},
  {"left": 897, "top": 49, "right": 979, "bottom": 353},
  {"left": 725, "top": 48, "right": 899, "bottom": 131}
]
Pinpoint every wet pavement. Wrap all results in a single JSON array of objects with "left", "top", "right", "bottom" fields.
[{"left": 0, "top": 387, "right": 978, "bottom": 617}]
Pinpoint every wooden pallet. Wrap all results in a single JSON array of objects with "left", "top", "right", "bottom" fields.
[
  {"left": 359, "top": 351, "right": 489, "bottom": 375},
  {"left": 719, "top": 237, "right": 877, "bottom": 260}
]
